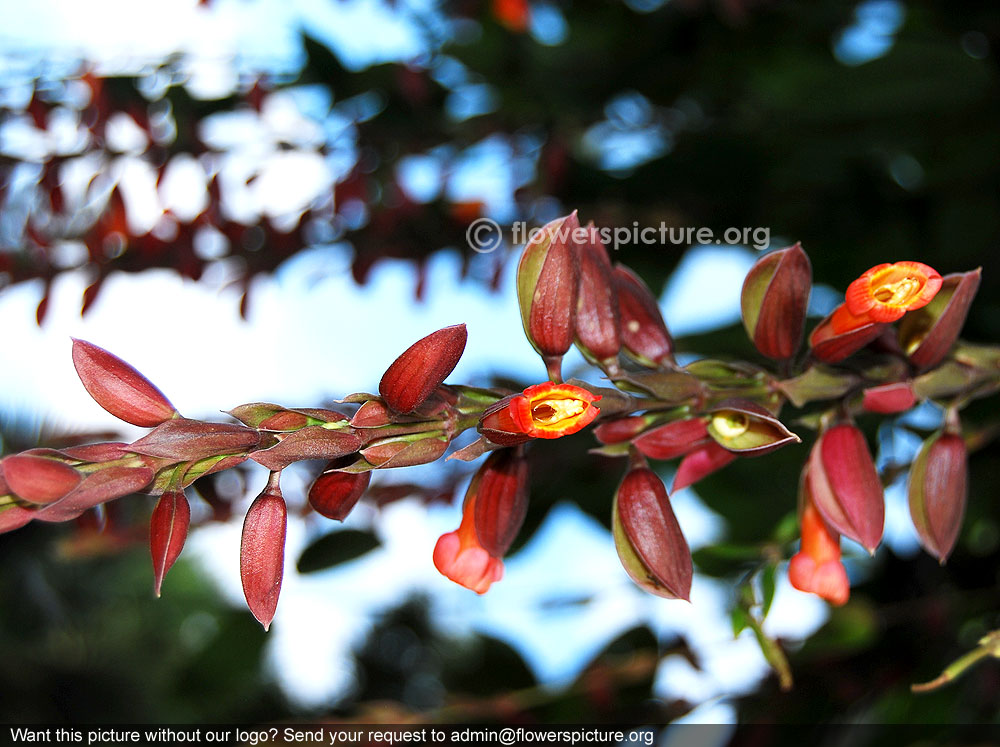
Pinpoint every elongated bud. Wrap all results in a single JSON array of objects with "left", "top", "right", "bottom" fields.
[
  {"left": 1, "top": 454, "right": 81, "bottom": 504},
  {"left": 308, "top": 467, "right": 371, "bottom": 521},
  {"left": 378, "top": 324, "right": 467, "bottom": 414},
  {"left": 517, "top": 212, "right": 581, "bottom": 381},
  {"left": 613, "top": 263, "right": 674, "bottom": 367},
  {"left": 574, "top": 228, "right": 622, "bottom": 373},
  {"left": 808, "top": 424, "right": 884, "bottom": 553},
  {"left": 862, "top": 381, "right": 916, "bottom": 414},
  {"left": 788, "top": 487, "right": 849, "bottom": 606},
  {"left": 129, "top": 418, "right": 261, "bottom": 462},
  {"left": 71, "top": 339, "right": 178, "bottom": 427},
  {"left": 240, "top": 475, "right": 287, "bottom": 630},
  {"left": 359, "top": 432, "right": 449, "bottom": 468},
  {"left": 741, "top": 243, "right": 811, "bottom": 360},
  {"left": 227, "top": 402, "right": 348, "bottom": 430},
  {"left": 613, "top": 466, "right": 692, "bottom": 600},
  {"left": 633, "top": 418, "right": 709, "bottom": 460},
  {"left": 595, "top": 415, "right": 655, "bottom": 445},
  {"left": 808, "top": 304, "right": 885, "bottom": 363},
  {"left": 250, "top": 427, "right": 362, "bottom": 471},
  {"left": 899, "top": 269, "right": 981, "bottom": 369},
  {"left": 909, "top": 429, "right": 967, "bottom": 563},
  {"left": 671, "top": 441, "right": 737, "bottom": 492},
  {"left": 150, "top": 489, "right": 190, "bottom": 596},
  {"left": 473, "top": 449, "right": 530, "bottom": 557},
  {"left": 34, "top": 465, "right": 155, "bottom": 523},
  {"left": 433, "top": 492, "right": 504, "bottom": 594},
  {"left": 705, "top": 400, "right": 800, "bottom": 456}
]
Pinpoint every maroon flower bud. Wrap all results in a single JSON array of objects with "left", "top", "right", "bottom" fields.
[
  {"left": 249, "top": 426, "right": 362, "bottom": 471},
  {"left": 241, "top": 474, "right": 287, "bottom": 631},
  {"left": 909, "top": 429, "right": 967, "bottom": 563},
  {"left": 379, "top": 324, "right": 467, "bottom": 414},
  {"left": 34, "top": 465, "right": 155, "bottom": 523},
  {"left": 308, "top": 467, "right": 371, "bottom": 520},
  {"left": 71, "top": 339, "right": 178, "bottom": 427},
  {"left": 150, "top": 489, "right": 190, "bottom": 596},
  {"left": 129, "top": 418, "right": 261, "bottom": 463},
  {"left": 613, "top": 263, "right": 674, "bottom": 367},
  {"left": 862, "top": 381, "right": 916, "bottom": 414},
  {"left": 808, "top": 305, "right": 885, "bottom": 363},
  {"left": 594, "top": 415, "right": 653, "bottom": 445},
  {"left": 2, "top": 454, "right": 81, "bottom": 504},
  {"left": 573, "top": 227, "right": 622, "bottom": 373},
  {"left": 359, "top": 432, "right": 449, "bottom": 468},
  {"left": 613, "top": 466, "right": 692, "bottom": 600},
  {"left": 705, "top": 400, "right": 800, "bottom": 456},
  {"left": 473, "top": 449, "right": 530, "bottom": 558},
  {"left": 517, "top": 212, "right": 581, "bottom": 381},
  {"left": 899, "top": 269, "right": 982, "bottom": 369},
  {"left": 671, "top": 441, "right": 736, "bottom": 492},
  {"left": 633, "top": 418, "right": 709, "bottom": 460},
  {"left": 351, "top": 399, "right": 393, "bottom": 427},
  {"left": 808, "top": 424, "right": 884, "bottom": 553},
  {"left": 741, "top": 243, "right": 812, "bottom": 360}
]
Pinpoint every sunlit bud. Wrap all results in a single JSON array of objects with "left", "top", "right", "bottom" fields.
[
  {"left": 129, "top": 418, "right": 261, "bottom": 463},
  {"left": 671, "top": 441, "right": 737, "bottom": 492},
  {"left": 899, "top": 269, "right": 981, "bottom": 369},
  {"left": 433, "top": 492, "right": 504, "bottom": 594},
  {"left": 473, "top": 449, "right": 530, "bottom": 558},
  {"left": 862, "top": 381, "right": 916, "bottom": 414},
  {"left": 351, "top": 399, "right": 393, "bottom": 428},
  {"left": 741, "top": 243, "right": 812, "bottom": 360},
  {"left": 633, "top": 418, "right": 709, "bottom": 460},
  {"left": 71, "top": 339, "right": 178, "bottom": 427},
  {"left": 34, "top": 465, "right": 155, "bottom": 523},
  {"left": 613, "top": 466, "right": 692, "bottom": 600},
  {"left": 705, "top": 400, "right": 800, "bottom": 456},
  {"left": 250, "top": 426, "right": 362, "bottom": 471},
  {"left": 808, "top": 424, "right": 884, "bottom": 553},
  {"left": 845, "top": 261, "right": 942, "bottom": 323},
  {"left": 788, "top": 488, "right": 849, "bottom": 606},
  {"left": 240, "top": 474, "right": 287, "bottom": 630},
  {"left": 909, "top": 428, "right": 967, "bottom": 563},
  {"left": 808, "top": 303, "right": 886, "bottom": 363},
  {"left": 378, "top": 323, "right": 468, "bottom": 414},
  {"left": 574, "top": 227, "right": 622, "bottom": 373},
  {"left": 478, "top": 382, "right": 601, "bottom": 445},
  {"left": 359, "top": 432, "right": 449, "bottom": 468},
  {"left": 308, "top": 467, "right": 371, "bottom": 521},
  {"left": 517, "top": 212, "right": 581, "bottom": 381},
  {"left": 613, "top": 263, "right": 674, "bottom": 367},
  {"left": 150, "top": 489, "right": 190, "bottom": 597},
  {"left": 0, "top": 454, "right": 81, "bottom": 504}
]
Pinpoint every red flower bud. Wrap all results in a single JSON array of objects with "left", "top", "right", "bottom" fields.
[
  {"left": 1, "top": 454, "right": 81, "bottom": 504},
  {"left": 613, "top": 466, "right": 692, "bottom": 600},
  {"left": 478, "top": 382, "right": 601, "bottom": 445},
  {"left": 573, "top": 227, "right": 622, "bottom": 372},
  {"left": 808, "top": 424, "right": 884, "bottom": 553},
  {"left": 862, "top": 381, "right": 916, "bottom": 414},
  {"left": 359, "top": 433, "right": 449, "bottom": 468},
  {"left": 594, "top": 415, "right": 653, "bottom": 445},
  {"left": 741, "top": 243, "right": 812, "bottom": 360},
  {"left": 788, "top": 491, "right": 849, "bottom": 606},
  {"left": 150, "top": 489, "right": 190, "bottom": 597},
  {"left": 808, "top": 303, "right": 885, "bottom": 363},
  {"left": 308, "top": 467, "right": 371, "bottom": 521},
  {"left": 845, "top": 261, "right": 942, "bottom": 323},
  {"left": 473, "top": 449, "right": 530, "bottom": 558},
  {"left": 249, "top": 426, "right": 362, "bottom": 471},
  {"left": 71, "top": 339, "right": 178, "bottom": 427},
  {"left": 633, "top": 418, "right": 709, "bottom": 460},
  {"left": 671, "top": 441, "right": 737, "bottom": 492},
  {"left": 613, "top": 263, "right": 674, "bottom": 367},
  {"left": 517, "top": 212, "right": 581, "bottom": 380},
  {"left": 378, "top": 323, "right": 467, "bottom": 414},
  {"left": 34, "top": 465, "right": 155, "bottom": 523},
  {"left": 909, "top": 430, "right": 967, "bottom": 563},
  {"left": 241, "top": 476, "right": 287, "bottom": 630},
  {"left": 433, "top": 492, "right": 504, "bottom": 594},
  {"left": 899, "top": 269, "right": 981, "bottom": 369}
]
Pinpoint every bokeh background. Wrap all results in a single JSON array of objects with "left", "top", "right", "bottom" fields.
[{"left": 1, "top": 0, "right": 999, "bottom": 736}]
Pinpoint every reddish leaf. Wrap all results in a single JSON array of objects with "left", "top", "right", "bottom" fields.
[
  {"left": 671, "top": 441, "right": 737, "bottom": 492},
  {"left": 129, "top": 418, "right": 261, "bottom": 462},
  {"left": 634, "top": 419, "right": 709, "bottom": 460},
  {"left": 249, "top": 427, "right": 361, "bottom": 471},
  {"left": 150, "top": 490, "right": 191, "bottom": 596}
]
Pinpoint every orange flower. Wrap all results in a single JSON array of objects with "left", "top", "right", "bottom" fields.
[
  {"left": 433, "top": 494, "right": 504, "bottom": 594},
  {"left": 845, "top": 261, "right": 942, "bottom": 324},
  {"left": 788, "top": 493, "right": 849, "bottom": 606},
  {"left": 479, "top": 382, "right": 601, "bottom": 445}
]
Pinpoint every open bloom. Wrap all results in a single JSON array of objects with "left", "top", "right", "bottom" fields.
[
  {"left": 789, "top": 492, "right": 850, "bottom": 606},
  {"left": 478, "top": 382, "right": 601, "bottom": 445},
  {"left": 433, "top": 493, "right": 504, "bottom": 594},
  {"left": 844, "top": 261, "right": 942, "bottom": 324}
]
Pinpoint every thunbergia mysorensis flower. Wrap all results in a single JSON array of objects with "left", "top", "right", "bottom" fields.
[
  {"left": 433, "top": 491, "right": 504, "bottom": 594},
  {"left": 844, "top": 261, "right": 942, "bottom": 324},
  {"left": 478, "top": 382, "right": 601, "bottom": 445},
  {"left": 789, "top": 492, "right": 850, "bottom": 606}
]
